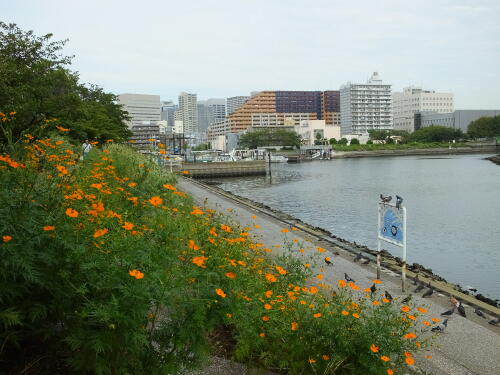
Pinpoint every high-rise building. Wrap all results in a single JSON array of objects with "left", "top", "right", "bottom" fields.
[
  {"left": 178, "top": 92, "right": 198, "bottom": 134},
  {"left": 415, "top": 110, "right": 500, "bottom": 133},
  {"left": 392, "top": 87, "right": 453, "bottom": 132},
  {"left": 117, "top": 93, "right": 161, "bottom": 128},
  {"left": 160, "top": 101, "right": 177, "bottom": 127},
  {"left": 340, "top": 72, "right": 392, "bottom": 135},
  {"left": 226, "top": 96, "right": 250, "bottom": 116},
  {"left": 197, "top": 98, "right": 226, "bottom": 133}
]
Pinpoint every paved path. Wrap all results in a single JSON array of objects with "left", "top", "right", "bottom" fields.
[{"left": 178, "top": 178, "right": 500, "bottom": 375}]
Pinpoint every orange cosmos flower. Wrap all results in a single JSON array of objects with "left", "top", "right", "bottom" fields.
[
  {"left": 215, "top": 288, "right": 226, "bottom": 298},
  {"left": 225, "top": 272, "right": 236, "bottom": 279},
  {"left": 407, "top": 314, "right": 416, "bottom": 321},
  {"left": 380, "top": 356, "right": 390, "bottom": 362},
  {"left": 317, "top": 274, "right": 324, "bottom": 280},
  {"left": 226, "top": 313, "right": 232, "bottom": 318},
  {"left": 163, "top": 184, "right": 176, "bottom": 190},
  {"left": 382, "top": 298, "right": 390, "bottom": 303},
  {"left": 341, "top": 310, "right": 349, "bottom": 316},
  {"left": 309, "top": 286, "right": 318, "bottom": 294},
  {"left": 372, "top": 301, "right": 380, "bottom": 306},
  {"left": 417, "top": 307, "right": 428, "bottom": 313},
  {"left": 401, "top": 305, "right": 410, "bottom": 312},
  {"left": 275, "top": 266, "right": 287, "bottom": 275},
  {"left": 422, "top": 320, "right": 431, "bottom": 326},
  {"left": 352, "top": 313, "right": 360, "bottom": 319},
  {"left": 431, "top": 317, "right": 440, "bottom": 323},
  {"left": 65, "top": 208, "right": 79, "bottom": 217},
  {"left": 370, "top": 344, "right": 379, "bottom": 353},
  {"left": 259, "top": 332, "right": 265, "bottom": 337},
  {"left": 43, "top": 226, "right": 55, "bottom": 231},
  {"left": 221, "top": 224, "right": 232, "bottom": 232},
  {"left": 192, "top": 256, "right": 208, "bottom": 268},
  {"left": 404, "top": 351, "right": 412, "bottom": 357},
  {"left": 322, "top": 354, "right": 330, "bottom": 360},
  {"left": 403, "top": 333, "right": 417, "bottom": 339},
  {"left": 128, "top": 182, "right": 137, "bottom": 187},
  {"left": 373, "top": 279, "right": 382, "bottom": 284},
  {"left": 128, "top": 269, "right": 144, "bottom": 279},
  {"left": 264, "top": 303, "right": 272, "bottom": 310},
  {"left": 291, "top": 321, "right": 298, "bottom": 331},
  {"left": 281, "top": 228, "right": 289, "bottom": 233},
  {"left": 265, "top": 273, "right": 277, "bottom": 282},
  {"left": 149, "top": 196, "right": 163, "bottom": 207},
  {"left": 188, "top": 240, "right": 200, "bottom": 250},
  {"left": 264, "top": 290, "right": 273, "bottom": 298},
  {"left": 93, "top": 228, "right": 108, "bottom": 238},
  {"left": 180, "top": 170, "right": 189, "bottom": 174},
  {"left": 3, "top": 235, "right": 12, "bottom": 243},
  {"left": 191, "top": 206, "right": 203, "bottom": 215},
  {"left": 313, "top": 313, "right": 322, "bottom": 318},
  {"left": 55, "top": 164, "right": 69, "bottom": 175},
  {"left": 338, "top": 280, "right": 346, "bottom": 288},
  {"left": 308, "top": 359, "right": 316, "bottom": 364},
  {"left": 56, "top": 125, "right": 70, "bottom": 132},
  {"left": 405, "top": 356, "right": 415, "bottom": 366},
  {"left": 262, "top": 315, "right": 270, "bottom": 321},
  {"left": 387, "top": 369, "right": 394, "bottom": 375},
  {"left": 122, "top": 222, "right": 134, "bottom": 230}
]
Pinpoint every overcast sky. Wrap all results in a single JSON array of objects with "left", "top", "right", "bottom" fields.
[{"left": 3, "top": 0, "right": 500, "bottom": 108}]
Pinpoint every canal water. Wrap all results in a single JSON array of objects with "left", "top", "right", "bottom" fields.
[{"left": 217, "top": 154, "right": 500, "bottom": 300}]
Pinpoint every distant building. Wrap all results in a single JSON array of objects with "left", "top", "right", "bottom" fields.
[
  {"left": 415, "top": 110, "right": 500, "bottom": 133},
  {"left": 226, "top": 96, "right": 250, "bottom": 115},
  {"left": 294, "top": 120, "right": 341, "bottom": 146},
  {"left": 340, "top": 72, "right": 392, "bottom": 135},
  {"left": 160, "top": 101, "right": 177, "bottom": 127},
  {"left": 198, "top": 98, "right": 226, "bottom": 134},
  {"left": 178, "top": 92, "right": 198, "bottom": 134},
  {"left": 117, "top": 93, "right": 161, "bottom": 128},
  {"left": 392, "top": 87, "right": 453, "bottom": 132},
  {"left": 197, "top": 102, "right": 210, "bottom": 134}
]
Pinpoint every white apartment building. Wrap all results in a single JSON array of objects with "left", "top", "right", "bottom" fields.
[
  {"left": 340, "top": 72, "right": 392, "bottom": 135},
  {"left": 178, "top": 92, "right": 198, "bottom": 134},
  {"left": 117, "top": 93, "right": 161, "bottom": 128},
  {"left": 392, "top": 86, "right": 454, "bottom": 132},
  {"left": 226, "top": 96, "right": 250, "bottom": 115},
  {"left": 294, "top": 120, "right": 341, "bottom": 145}
]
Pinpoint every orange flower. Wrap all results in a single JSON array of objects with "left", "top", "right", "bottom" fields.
[
  {"left": 128, "top": 182, "right": 137, "bottom": 187},
  {"left": 275, "top": 266, "right": 287, "bottom": 275},
  {"left": 3, "top": 235, "right": 12, "bottom": 243},
  {"left": 309, "top": 286, "right": 318, "bottom": 294},
  {"left": 387, "top": 369, "right": 394, "bottom": 375},
  {"left": 149, "top": 196, "right": 163, "bottom": 207},
  {"left": 163, "top": 184, "right": 176, "bottom": 190},
  {"left": 417, "top": 307, "right": 428, "bottom": 313},
  {"left": 380, "top": 356, "right": 390, "bottom": 362},
  {"left": 122, "top": 222, "right": 134, "bottom": 230},
  {"left": 338, "top": 280, "right": 346, "bottom": 288},
  {"left": 403, "top": 333, "right": 417, "bottom": 339},
  {"left": 291, "top": 321, "right": 298, "bottom": 331},
  {"left": 407, "top": 314, "right": 416, "bottom": 321},
  {"left": 262, "top": 315, "right": 270, "bottom": 321},
  {"left": 372, "top": 279, "right": 382, "bottom": 284},
  {"left": 188, "top": 240, "right": 200, "bottom": 250},
  {"left": 352, "top": 313, "right": 360, "bottom": 319},
  {"left": 372, "top": 301, "right": 380, "bottom": 306},
  {"left": 341, "top": 310, "right": 349, "bottom": 316},
  {"left": 192, "top": 256, "right": 208, "bottom": 268},
  {"left": 264, "top": 290, "right": 273, "bottom": 298},
  {"left": 225, "top": 272, "right": 236, "bottom": 279},
  {"left": 370, "top": 344, "right": 379, "bottom": 353},
  {"left": 93, "top": 228, "right": 108, "bottom": 238},
  {"left": 322, "top": 354, "right": 330, "bottom": 361},
  {"left": 221, "top": 224, "right": 232, "bottom": 232},
  {"left": 259, "top": 332, "right": 265, "bottom": 337},
  {"left": 65, "top": 208, "right": 79, "bottom": 217},
  {"left": 181, "top": 170, "right": 189, "bottom": 174},
  {"left": 313, "top": 313, "right": 322, "bottom": 318},
  {"left": 308, "top": 359, "right": 316, "bottom": 364},
  {"left": 55, "top": 125, "right": 70, "bottom": 132},
  {"left": 404, "top": 351, "right": 412, "bottom": 357},
  {"left": 431, "top": 317, "right": 440, "bottom": 323},
  {"left": 401, "top": 305, "right": 410, "bottom": 312},
  {"left": 405, "top": 356, "right": 415, "bottom": 366},
  {"left": 382, "top": 298, "right": 390, "bottom": 303},
  {"left": 349, "top": 281, "right": 360, "bottom": 290},
  {"left": 264, "top": 303, "right": 272, "bottom": 310},
  {"left": 265, "top": 273, "right": 277, "bottom": 283},
  {"left": 43, "top": 226, "right": 55, "bottom": 231},
  {"left": 226, "top": 313, "right": 232, "bottom": 318},
  {"left": 128, "top": 269, "right": 144, "bottom": 279},
  {"left": 422, "top": 320, "right": 431, "bottom": 326},
  {"left": 191, "top": 206, "right": 204, "bottom": 215},
  {"left": 215, "top": 288, "right": 226, "bottom": 298},
  {"left": 317, "top": 274, "right": 324, "bottom": 280}
]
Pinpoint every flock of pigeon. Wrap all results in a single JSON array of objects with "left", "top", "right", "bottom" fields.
[{"left": 340, "top": 266, "right": 500, "bottom": 334}]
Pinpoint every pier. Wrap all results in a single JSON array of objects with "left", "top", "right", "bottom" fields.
[{"left": 179, "top": 160, "right": 267, "bottom": 178}]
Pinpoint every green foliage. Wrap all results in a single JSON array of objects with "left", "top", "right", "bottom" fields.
[
  {"left": 338, "top": 138, "right": 348, "bottom": 145},
  {"left": 192, "top": 143, "right": 210, "bottom": 151},
  {"left": 350, "top": 138, "right": 360, "bottom": 145},
  {"left": 238, "top": 128, "right": 301, "bottom": 149},
  {"left": 367, "top": 140, "right": 373, "bottom": 144},
  {"left": 368, "top": 130, "right": 390, "bottom": 141},
  {"left": 0, "top": 22, "right": 131, "bottom": 145},
  {"left": 467, "top": 116, "right": 500, "bottom": 138},
  {"left": 409, "top": 125, "right": 462, "bottom": 143},
  {"left": 329, "top": 138, "right": 337, "bottom": 145}
]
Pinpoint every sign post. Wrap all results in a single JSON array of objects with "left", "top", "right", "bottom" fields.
[{"left": 377, "top": 198, "right": 407, "bottom": 291}]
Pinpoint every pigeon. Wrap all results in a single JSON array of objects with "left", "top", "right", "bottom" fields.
[
  {"left": 401, "top": 295, "right": 412, "bottom": 304},
  {"left": 344, "top": 273, "right": 355, "bottom": 283},
  {"left": 474, "top": 308, "right": 486, "bottom": 319},
  {"left": 413, "top": 274, "right": 420, "bottom": 286},
  {"left": 431, "top": 318, "right": 449, "bottom": 333},
  {"left": 362, "top": 258, "right": 370, "bottom": 265},
  {"left": 324, "top": 257, "right": 333, "bottom": 266},
  {"left": 380, "top": 194, "right": 392, "bottom": 203},
  {"left": 385, "top": 291, "right": 393, "bottom": 302},
  {"left": 353, "top": 252, "right": 363, "bottom": 262},
  {"left": 488, "top": 317, "right": 499, "bottom": 326},
  {"left": 440, "top": 307, "right": 455, "bottom": 317},
  {"left": 457, "top": 302, "right": 466, "bottom": 318},
  {"left": 396, "top": 195, "right": 403, "bottom": 209},
  {"left": 422, "top": 287, "right": 434, "bottom": 298},
  {"left": 414, "top": 283, "right": 425, "bottom": 293},
  {"left": 370, "top": 283, "right": 377, "bottom": 294}
]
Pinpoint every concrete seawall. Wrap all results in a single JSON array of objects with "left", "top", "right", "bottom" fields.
[{"left": 179, "top": 160, "right": 267, "bottom": 178}]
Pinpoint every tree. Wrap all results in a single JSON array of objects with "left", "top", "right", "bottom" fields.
[
  {"left": 368, "top": 130, "right": 390, "bottom": 141},
  {"left": 0, "top": 22, "right": 131, "bottom": 145},
  {"left": 338, "top": 138, "right": 348, "bottom": 145},
  {"left": 467, "top": 116, "right": 500, "bottom": 138},
  {"left": 238, "top": 128, "right": 301, "bottom": 149},
  {"left": 192, "top": 143, "right": 210, "bottom": 151},
  {"left": 409, "top": 125, "right": 462, "bottom": 143},
  {"left": 350, "top": 138, "right": 360, "bottom": 145},
  {"left": 329, "top": 138, "right": 337, "bottom": 145}
]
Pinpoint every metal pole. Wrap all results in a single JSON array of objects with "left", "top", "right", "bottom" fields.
[
  {"left": 376, "top": 204, "right": 381, "bottom": 280},
  {"left": 402, "top": 206, "right": 407, "bottom": 292}
]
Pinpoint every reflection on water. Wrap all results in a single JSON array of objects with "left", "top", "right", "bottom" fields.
[{"left": 216, "top": 154, "right": 500, "bottom": 300}]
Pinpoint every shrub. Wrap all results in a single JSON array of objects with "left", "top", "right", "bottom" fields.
[{"left": 350, "top": 138, "right": 360, "bottom": 145}]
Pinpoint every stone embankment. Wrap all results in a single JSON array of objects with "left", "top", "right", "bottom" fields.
[{"left": 485, "top": 154, "right": 500, "bottom": 165}]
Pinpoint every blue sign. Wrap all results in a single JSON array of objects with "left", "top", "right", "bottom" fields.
[{"left": 380, "top": 206, "right": 404, "bottom": 245}]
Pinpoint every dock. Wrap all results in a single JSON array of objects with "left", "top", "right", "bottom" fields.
[{"left": 179, "top": 160, "right": 267, "bottom": 178}]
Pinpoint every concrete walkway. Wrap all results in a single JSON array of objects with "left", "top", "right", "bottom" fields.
[{"left": 178, "top": 178, "right": 500, "bottom": 375}]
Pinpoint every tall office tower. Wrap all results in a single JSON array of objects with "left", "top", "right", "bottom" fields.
[
  {"left": 160, "top": 101, "right": 177, "bottom": 127},
  {"left": 340, "top": 72, "right": 392, "bottom": 135},
  {"left": 226, "top": 96, "right": 250, "bottom": 115},
  {"left": 206, "top": 98, "right": 226, "bottom": 124},
  {"left": 178, "top": 92, "right": 198, "bottom": 134},
  {"left": 197, "top": 101, "right": 210, "bottom": 133},
  {"left": 117, "top": 93, "right": 161, "bottom": 128},
  {"left": 392, "top": 87, "right": 454, "bottom": 132}
]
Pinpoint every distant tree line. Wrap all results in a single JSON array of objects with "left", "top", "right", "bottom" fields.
[
  {"left": 238, "top": 128, "right": 301, "bottom": 149},
  {"left": 0, "top": 22, "right": 131, "bottom": 146}
]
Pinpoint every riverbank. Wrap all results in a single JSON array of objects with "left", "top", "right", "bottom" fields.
[{"left": 486, "top": 154, "right": 500, "bottom": 165}]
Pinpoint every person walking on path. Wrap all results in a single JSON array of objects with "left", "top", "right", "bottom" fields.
[{"left": 82, "top": 139, "right": 92, "bottom": 160}]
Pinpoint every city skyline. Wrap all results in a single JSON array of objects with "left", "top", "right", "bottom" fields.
[{"left": 3, "top": 0, "right": 500, "bottom": 108}]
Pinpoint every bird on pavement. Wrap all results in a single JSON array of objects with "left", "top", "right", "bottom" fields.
[
  {"left": 385, "top": 290, "right": 393, "bottom": 302},
  {"left": 488, "top": 316, "right": 499, "bottom": 326},
  {"left": 370, "top": 283, "right": 377, "bottom": 294},
  {"left": 324, "top": 257, "right": 333, "bottom": 266},
  {"left": 380, "top": 194, "right": 392, "bottom": 203},
  {"left": 396, "top": 195, "right": 403, "bottom": 209},
  {"left": 440, "top": 307, "right": 455, "bottom": 317},
  {"left": 414, "top": 283, "right": 425, "bottom": 293},
  {"left": 344, "top": 273, "right": 355, "bottom": 283},
  {"left": 457, "top": 302, "right": 466, "bottom": 318},
  {"left": 422, "top": 286, "right": 434, "bottom": 298},
  {"left": 450, "top": 296, "right": 459, "bottom": 307},
  {"left": 431, "top": 318, "right": 449, "bottom": 333},
  {"left": 401, "top": 294, "right": 412, "bottom": 304},
  {"left": 474, "top": 308, "right": 487, "bottom": 319},
  {"left": 362, "top": 258, "right": 370, "bottom": 265},
  {"left": 353, "top": 252, "right": 363, "bottom": 262}
]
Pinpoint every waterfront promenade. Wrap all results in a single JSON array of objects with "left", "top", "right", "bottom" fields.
[{"left": 178, "top": 178, "right": 500, "bottom": 375}]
